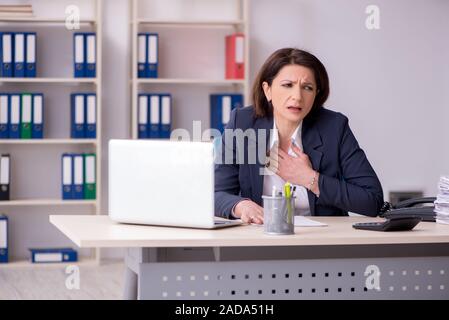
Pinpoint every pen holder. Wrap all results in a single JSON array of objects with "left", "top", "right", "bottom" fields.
[{"left": 262, "top": 195, "right": 295, "bottom": 235}]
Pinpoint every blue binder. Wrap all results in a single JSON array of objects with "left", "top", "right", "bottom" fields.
[
  {"left": 25, "top": 32, "right": 36, "bottom": 77},
  {"left": 85, "top": 93, "right": 96, "bottom": 138},
  {"left": 85, "top": 33, "right": 96, "bottom": 78},
  {"left": 210, "top": 94, "right": 243, "bottom": 133},
  {"left": 73, "top": 33, "right": 85, "bottom": 78},
  {"left": 62, "top": 153, "right": 73, "bottom": 200},
  {"left": 31, "top": 93, "right": 44, "bottom": 139},
  {"left": 30, "top": 248, "right": 77, "bottom": 263},
  {"left": 0, "top": 94, "right": 9, "bottom": 138},
  {"left": 1, "top": 33, "right": 14, "bottom": 77},
  {"left": 138, "top": 94, "right": 148, "bottom": 139},
  {"left": 137, "top": 33, "right": 147, "bottom": 78},
  {"left": 13, "top": 33, "right": 25, "bottom": 77},
  {"left": 148, "top": 94, "right": 160, "bottom": 138},
  {"left": 146, "top": 33, "right": 158, "bottom": 78},
  {"left": 72, "top": 154, "right": 84, "bottom": 199},
  {"left": 71, "top": 93, "right": 85, "bottom": 138},
  {"left": 9, "top": 94, "right": 20, "bottom": 139},
  {"left": 0, "top": 214, "right": 8, "bottom": 263},
  {"left": 159, "top": 93, "right": 171, "bottom": 139}
]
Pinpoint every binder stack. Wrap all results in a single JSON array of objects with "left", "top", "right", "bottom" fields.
[
  {"left": 210, "top": 93, "right": 243, "bottom": 133},
  {"left": 138, "top": 93, "right": 171, "bottom": 139},
  {"left": 0, "top": 214, "right": 8, "bottom": 263},
  {"left": 0, "top": 93, "right": 44, "bottom": 139},
  {"left": 71, "top": 93, "right": 96, "bottom": 139},
  {"left": 62, "top": 153, "right": 96, "bottom": 200},
  {"left": 225, "top": 33, "right": 244, "bottom": 79},
  {"left": 73, "top": 33, "right": 96, "bottom": 78},
  {"left": 0, "top": 154, "right": 10, "bottom": 201},
  {"left": 137, "top": 33, "right": 158, "bottom": 78},
  {"left": 0, "top": 32, "right": 37, "bottom": 78}
]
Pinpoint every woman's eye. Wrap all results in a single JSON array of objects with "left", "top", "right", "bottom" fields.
[
  {"left": 282, "top": 83, "right": 292, "bottom": 88},
  {"left": 304, "top": 86, "right": 313, "bottom": 91}
]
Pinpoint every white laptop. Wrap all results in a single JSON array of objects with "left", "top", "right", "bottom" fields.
[{"left": 108, "top": 139, "right": 242, "bottom": 229}]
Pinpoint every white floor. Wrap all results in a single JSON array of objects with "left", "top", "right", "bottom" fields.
[{"left": 0, "top": 261, "right": 125, "bottom": 300}]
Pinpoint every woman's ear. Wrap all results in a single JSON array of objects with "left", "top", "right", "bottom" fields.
[{"left": 262, "top": 81, "right": 272, "bottom": 102}]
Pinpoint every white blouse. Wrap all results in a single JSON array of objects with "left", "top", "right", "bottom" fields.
[{"left": 262, "top": 120, "right": 311, "bottom": 216}]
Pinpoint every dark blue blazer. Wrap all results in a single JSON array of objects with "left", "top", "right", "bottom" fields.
[{"left": 214, "top": 106, "right": 384, "bottom": 218}]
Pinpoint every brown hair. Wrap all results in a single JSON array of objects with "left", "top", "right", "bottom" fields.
[{"left": 252, "top": 48, "right": 329, "bottom": 118}]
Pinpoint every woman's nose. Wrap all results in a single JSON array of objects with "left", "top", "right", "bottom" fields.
[{"left": 292, "top": 87, "right": 302, "bottom": 102}]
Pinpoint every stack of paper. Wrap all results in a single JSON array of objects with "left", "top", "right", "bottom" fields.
[
  {"left": 435, "top": 176, "right": 449, "bottom": 224},
  {"left": 0, "top": 5, "right": 34, "bottom": 17}
]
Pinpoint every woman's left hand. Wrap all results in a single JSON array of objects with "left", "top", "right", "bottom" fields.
[{"left": 274, "top": 144, "right": 316, "bottom": 188}]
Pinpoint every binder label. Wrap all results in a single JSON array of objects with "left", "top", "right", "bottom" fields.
[
  {"left": 235, "top": 36, "right": 244, "bottom": 63},
  {"left": 0, "top": 156, "right": 9, "bottom": 185},
  {"left": 85, "top": 156, "right": 95, "bottom": 184},
  {"left": 62, "top": 156, "right": 72, "bottom": 186},
  {"left": 2, "top": 34, "right": 12, "bottom": 63},
  {"left": 86, "top": 95, "right": 96, "bottom": 124},
  {"left": 148, "top": 35, "right": 158, "bottom": 64},
  {"left": 138, "top": 95, "right": 148, "bottom": 124},
  {"left": 26, "top": 34, "right": 36, "bottom": 63},
  {"left": 161, "top": 96, "right": 171, "bottom": 125},
  {"left": 33, "top": 95, "right": 43, "bottom": 124},
  {"left": 222, "top": 96, "right": 232, "bottom": 124},
  {"left": 0, "top": 219, "right": 6, "bottom": 249}
]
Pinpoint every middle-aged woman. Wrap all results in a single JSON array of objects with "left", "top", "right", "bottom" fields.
[{"left": 214, "top": 48, "right": 384, "bottom": 224}]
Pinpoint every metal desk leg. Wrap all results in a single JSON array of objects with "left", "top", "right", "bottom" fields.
[
  {"left": 123, "top": 265, "right": 138, "bottom": 300},
  {"left": 124, "top": 247, "right": 160, "bottom": 300},
  {"left": 123, "top": 247, "right": 142, "bottom": 300}
]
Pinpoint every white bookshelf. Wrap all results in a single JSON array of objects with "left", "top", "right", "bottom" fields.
[
  {"left": 0, "top": 18, "right": 96, "bottom": 25},
  {"left": 0, "top": 77, "right": 98, "bottom": 83},
  {"left": 136, "top": 78, "right": 245, "bottom": 85},
  {"left": 0, "top": 199, "right": 97, "bottom": 207},
  {"left": 136, "top": 19, "right": 245, "bottom": 27},
  {"left": 130, "top": 0, "right": 250, "bottom": 139},
  {"left": 0, "top": 139, "right": 97, "bottom": 145},
  {"left": 0, "top": 0, "right": 103, "bottom": 265}
]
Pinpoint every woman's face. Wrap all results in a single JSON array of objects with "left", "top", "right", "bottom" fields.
[{"left": 263, "top": 64, "right": 318, "bottom": 124}]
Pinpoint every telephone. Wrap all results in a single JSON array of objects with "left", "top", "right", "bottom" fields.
[{"left": 379, "top": 197, "right": 436, "bottom": 222}]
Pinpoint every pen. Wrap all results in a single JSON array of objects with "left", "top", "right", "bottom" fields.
[
  {"left": 272, "top": 185, "right": 277, "bottom": 197},
  {"left": 284, "top": 182, "right": 292, "bottom": 223}
]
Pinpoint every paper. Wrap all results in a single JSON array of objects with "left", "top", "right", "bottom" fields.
[
  {"left": 436, "top": 176, "right": 449, "bottom": 225},
  {"left": 294, "top": 216, "right": 328, "bottom": 227}
]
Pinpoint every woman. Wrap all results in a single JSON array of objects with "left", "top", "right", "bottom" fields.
[{"left": 214, "top": 48, "right": 384, "bottom": 224}]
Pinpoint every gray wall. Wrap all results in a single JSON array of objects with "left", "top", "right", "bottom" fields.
[{"left": 3, "top": 0, "right": 448, "bottom": 260}]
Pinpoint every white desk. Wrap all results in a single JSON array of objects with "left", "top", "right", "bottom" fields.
[{"left": 50, "top": 215, "right": 449, "bottom": 300}]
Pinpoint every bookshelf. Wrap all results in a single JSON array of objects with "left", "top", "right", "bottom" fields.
[
  {"left": 130, "top": 0, "right": 250, "bottom": 139},
  {"left": 0, "top": 77, "right": 97, "bottom": 83},
  {"left": 0, "top": 0, "right": 103, "bottom": 266}
]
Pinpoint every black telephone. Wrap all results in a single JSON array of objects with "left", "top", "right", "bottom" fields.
[{"left": 379, "top": 197, "right": 436, "bottom": 222}]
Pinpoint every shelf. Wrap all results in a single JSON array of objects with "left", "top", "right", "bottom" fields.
[
  {"left": 0, "top": 77, "right": 97, "bottom": 84},
  {"left": 137, "top": 19, "right": 244, "bottom": 28},
  {"left": 0, "top": 199, "right": 97, "bottom": 207},
  {"left": 0, "top": 258, "right": 97, "bottom": 269},
  {"left": 136, "top": 78, "right": 245, "bottom": 85},
  {"left": 0, "top": 139, "right": 97, "bottom": 145},
  {"left": 0, "top": 17, "right": 96, "bottom": 25}
]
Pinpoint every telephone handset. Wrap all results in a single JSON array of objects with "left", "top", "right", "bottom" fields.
[{"left": 379, "top": 197, "right": 436, "bottom": 222}]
